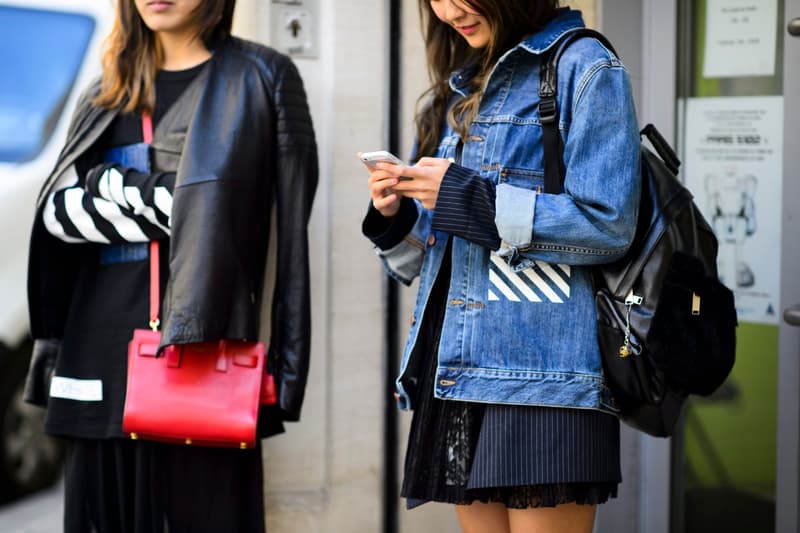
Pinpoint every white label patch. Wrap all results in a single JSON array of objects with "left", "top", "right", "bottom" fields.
[{"left": 49, "top": 376, "right": 103, "bottom": 402}]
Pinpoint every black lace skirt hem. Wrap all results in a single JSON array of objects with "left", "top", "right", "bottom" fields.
[{"left": 404, "top": 482, "right": 618, "bottom": 510}]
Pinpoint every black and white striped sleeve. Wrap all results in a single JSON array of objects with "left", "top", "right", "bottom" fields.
[{"left": 42, "top": 163, "right": 174, "bottom": 243}]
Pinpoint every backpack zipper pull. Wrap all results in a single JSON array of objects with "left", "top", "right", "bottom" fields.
[{"left": 620, "top": 289, "right": 643, "bottom": 357}]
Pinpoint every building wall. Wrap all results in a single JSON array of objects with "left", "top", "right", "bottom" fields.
[
  {"left": 234, "top": 1, "right": 387, "bottom": 532},
  {"left": 566, "top": 0, "right": 598, "bottom": 28}
]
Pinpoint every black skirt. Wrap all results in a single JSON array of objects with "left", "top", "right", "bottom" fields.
[
  {"left": 401, "top": 241, "right": 621, "bottom": 509},
  {"left": 62, "top": 438, "right": 265, "bottom": 533}
]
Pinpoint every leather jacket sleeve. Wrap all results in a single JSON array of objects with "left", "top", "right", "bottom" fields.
[
  {"left": 269, "top": 58, "right": 318, "bottom": 421},
  {"left": 152, "top": 41, "right": 318, "bottom": 423}
]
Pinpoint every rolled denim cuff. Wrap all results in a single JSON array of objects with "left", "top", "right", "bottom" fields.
[
  {"left": 376, "top": 237, "right": 425, "bottom": 286},
  {"left": 495, "top": 183, "right": 537, "bottom": 250}
]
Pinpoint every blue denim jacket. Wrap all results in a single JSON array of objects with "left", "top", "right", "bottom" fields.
[{"left": 372, "top": 10, "right": 641, "bottom": 413}]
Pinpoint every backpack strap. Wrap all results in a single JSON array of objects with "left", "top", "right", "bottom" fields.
[{"left": 540, "top": 28, "right": 618, "bottom": 194}]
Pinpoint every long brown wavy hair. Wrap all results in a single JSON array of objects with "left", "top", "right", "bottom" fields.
[
  {"left": 93, "top": 0, "right": 236, "bottom": 113},
  {"left": 414, "top": 0, "right": 560, "bottom": 158}
]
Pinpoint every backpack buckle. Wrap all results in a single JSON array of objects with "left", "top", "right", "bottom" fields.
[{"left": 539, "top": 98, "right": 558, "bottom": 125}]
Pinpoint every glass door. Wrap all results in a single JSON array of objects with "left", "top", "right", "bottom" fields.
[{"left": 673, "top": 0, "right": 800, "bottom": 531}]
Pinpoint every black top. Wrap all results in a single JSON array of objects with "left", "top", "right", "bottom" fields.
[{"left": 44, "top": 62, "right": 207, "bottom": 439}]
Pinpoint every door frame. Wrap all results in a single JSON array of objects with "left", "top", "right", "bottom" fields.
[
  {"left": 776, "top": 0, "right": 800, "bottom": 531},
  {"left": 598, "top": 1, "right": 800, "bottom": 531}
]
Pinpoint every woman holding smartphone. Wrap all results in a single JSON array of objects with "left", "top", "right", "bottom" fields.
[
  {"left": 24, "top": 1, "right": 317, "bottom": 531},
  {"left": 362, "top": 1, "right": 640, "bottom": 532}
]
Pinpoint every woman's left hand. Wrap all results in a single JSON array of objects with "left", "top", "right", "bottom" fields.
[{"left": 376, "top": 157, "right": 452, "bottom": 210}]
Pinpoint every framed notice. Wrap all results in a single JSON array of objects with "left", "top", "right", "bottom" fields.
[{"left": 703, "top": 0, "right": 778, "bottom": 78}]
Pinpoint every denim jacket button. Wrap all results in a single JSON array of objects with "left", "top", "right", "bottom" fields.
[
  {"left": 427, "top": 234, "right": 436, "bottom": 246},
  {"left": 410, "top": 314, "right": 416, "bottom": 325}
]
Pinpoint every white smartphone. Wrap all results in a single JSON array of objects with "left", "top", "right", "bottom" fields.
[
  {"left": 360, "top": 151, "right": 412, "bottom": 180},
  {"left": 360, "top": 150, "right": 404, "bottom": 168}
]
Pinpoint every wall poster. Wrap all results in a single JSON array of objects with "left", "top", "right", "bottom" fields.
[
  {"left": 683, "top": 96, "right": 784, "bottom": 324},
  {"left": 703, "top": 0, "right": 779, "bottom": 78}
]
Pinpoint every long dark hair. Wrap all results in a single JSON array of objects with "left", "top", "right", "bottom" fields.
[
  {"left": 93, "top": 0, "right": 236, "bottom": 113},
  {"left": 414, "top": 0, "right": 559, "bottom": 158}
]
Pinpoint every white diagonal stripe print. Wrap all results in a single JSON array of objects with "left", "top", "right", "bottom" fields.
[
  {"left": 64, "top": 189, "right": 110, "bottom": 243},
  {"left": 490, "top": 255, "right": 541, "bottom": 302},
  {"left": 521, "top": 268, "right": 564, "bottom": 303},
  {"left": 488, "top": 254, "right": 571, "bottom": 303},
  {"left": 535, "top": 261, "right": 570, "bottom": 295},
  {"left": 107, "top": 167, "right": 129, "bottom": 208},
  {"left": 93, "top": 199, "right": 148, "bottom": 241},
  {"left": 489, "top": 270, "right": 522, "bottom": 301},
  {"left": 124, "top": 186, "right": 170, "bottom": 233},
  {"left": 43, "top": 193, "right": 85, "bottom": 243},
  {"left": 154, "top": 187, "right": 173, "bottom": 220}
]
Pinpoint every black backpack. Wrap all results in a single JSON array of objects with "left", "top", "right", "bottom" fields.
[{"left": 540, "top": 28, "right": 738, "bottom": 437}]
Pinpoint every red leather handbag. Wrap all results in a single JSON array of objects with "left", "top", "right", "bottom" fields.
[{"left": 122, "top": 113, "right": 276, "bottom": 449}]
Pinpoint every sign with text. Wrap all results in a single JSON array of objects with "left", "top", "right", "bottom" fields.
[
  {"left": 683, "top": 96, "right": 784, "bottom": 324},
  {"left": 703, "top": 0, "right": 778, "bottom": 78}
]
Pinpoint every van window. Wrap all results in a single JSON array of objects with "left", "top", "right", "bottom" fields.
[{"left": 0, "top": 6, "right": 94, "bottom": 163}]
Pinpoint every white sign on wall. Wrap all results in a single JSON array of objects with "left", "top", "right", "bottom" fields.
[
  {"left": 683, "top": 96, "right": 784, "bottom": 324},
  {"left": 703, "top": 0, "right": 778, "bottom": 78}
]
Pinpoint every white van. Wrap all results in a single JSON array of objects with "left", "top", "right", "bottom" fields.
[{"left": 0, "top": 0, "right": 111, "bottom": 502}]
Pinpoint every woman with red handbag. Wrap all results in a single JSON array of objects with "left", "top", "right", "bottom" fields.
[{"left": 23, "top": 1, "right": 318, "bottom": 532}]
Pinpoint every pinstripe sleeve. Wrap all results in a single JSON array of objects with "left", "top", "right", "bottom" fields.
[
  {"left": 431, "top": 163, "right": 501, "bottom": 250},
  {"left": 42, "top": 163, "right": 171, "bottom": 243}
]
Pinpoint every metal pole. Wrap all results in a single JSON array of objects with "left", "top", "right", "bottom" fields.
[{"left": 383, "top": 1, "right": 402, "bottom": 533}]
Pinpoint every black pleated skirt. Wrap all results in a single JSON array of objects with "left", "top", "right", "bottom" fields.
[{"left": 62, "top": 438, "right": 266, "bottom": 533}]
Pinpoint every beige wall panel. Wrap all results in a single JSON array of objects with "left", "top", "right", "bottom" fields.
[
  {"left": 232, "top": 1, "right": 388, "bottom": 531},
  {"left": 565, "top": 0, "right": 598, "bottom": 28}
]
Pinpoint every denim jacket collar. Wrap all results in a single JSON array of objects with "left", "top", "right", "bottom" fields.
[
  {"left": 448, "top": 8, "right": 585, "bottom": 95},
  {"left": 517, "top": 7, "right": 585, "bottom": 54}
]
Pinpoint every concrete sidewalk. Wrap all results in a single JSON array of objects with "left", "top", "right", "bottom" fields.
[{"left": 0, "top": 477, "right": 63, "bottom": 533}]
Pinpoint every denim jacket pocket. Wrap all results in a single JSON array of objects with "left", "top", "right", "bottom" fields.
[{"left": 498, "top": 166, "right": 545, "bottom": 193}]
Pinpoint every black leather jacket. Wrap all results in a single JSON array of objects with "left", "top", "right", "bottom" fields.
[{"left": 26, "top": 36, "right": 318, "bottom": 424}]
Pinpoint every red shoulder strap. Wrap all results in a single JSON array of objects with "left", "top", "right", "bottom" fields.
[{"left": 142, "top": 112, "right": 160, "bottom": 331}]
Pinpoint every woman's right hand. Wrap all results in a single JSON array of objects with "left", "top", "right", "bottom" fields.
[{"left": 361, "top": 153, "right": 402, "bottom": 218}]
